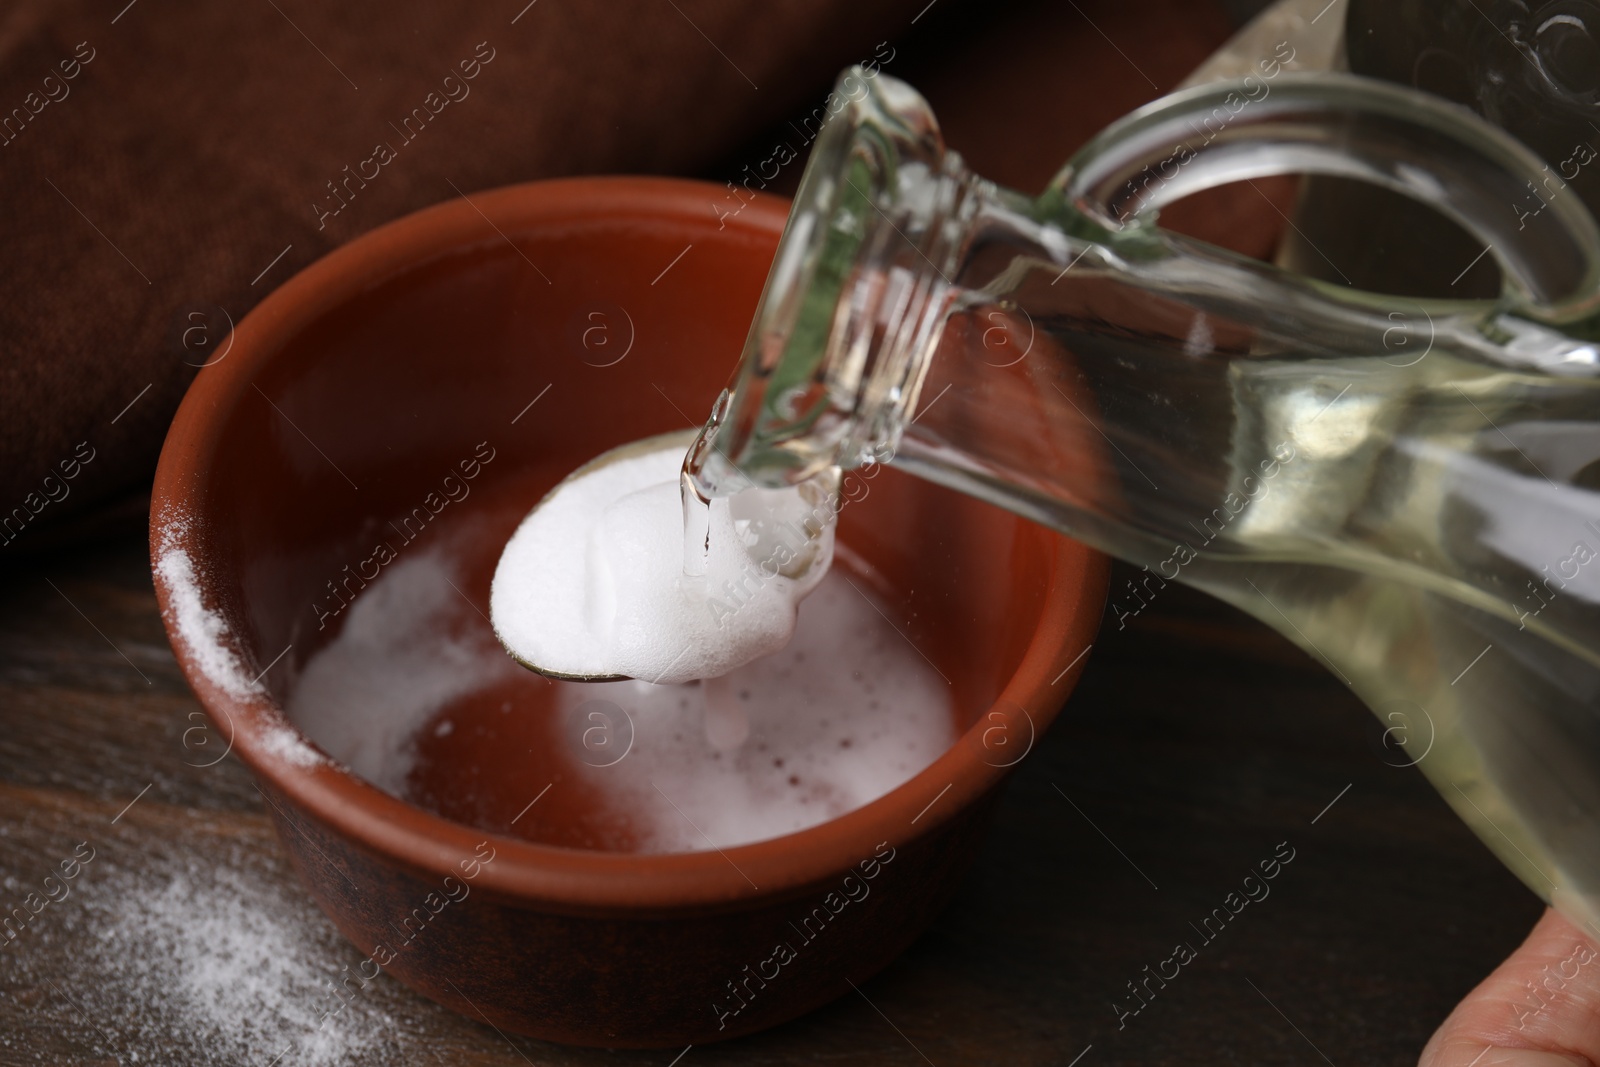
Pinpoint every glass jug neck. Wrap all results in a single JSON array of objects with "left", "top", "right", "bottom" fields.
[
  {"left": 687, "top": 65, "right": 1600, "bottom": 504},
  {"left": 685, "top": 72, "right": 996, "bottom": 498}
]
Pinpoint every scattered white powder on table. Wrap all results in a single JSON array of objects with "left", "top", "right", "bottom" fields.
[{"left": 14, "top": 859, "right": 408, "bottom": 1066}]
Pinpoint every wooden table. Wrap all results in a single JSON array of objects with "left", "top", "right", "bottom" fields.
[{"left": 0, "top": 525, "right": 1540, "bottom": 1066}]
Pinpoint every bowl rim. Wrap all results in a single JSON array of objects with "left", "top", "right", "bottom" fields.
[{"left": 150, "top": 175, "right": 1109, "bottom": 913}]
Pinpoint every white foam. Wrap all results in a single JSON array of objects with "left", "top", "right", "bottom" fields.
[
  {"left": 277, "top": 439, "right": 955, "bottom": 855},
  {"left": 287, "top": 547, "right": 523, "bottom": 795},
  {"left": 563, "top": 569, "right": 956, "bottom": 851},
  {"left": 286, "top": 547, "right": 956, "bottom": 853},
  {"left": 490, "top": 439, "right": 834, "bottom": 685}
]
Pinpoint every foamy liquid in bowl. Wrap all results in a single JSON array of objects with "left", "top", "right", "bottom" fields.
[{"left": 284, "top": 532, "right": 955, "bottom": 853}]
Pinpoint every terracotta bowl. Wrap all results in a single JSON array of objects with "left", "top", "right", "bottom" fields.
[{"left": 149, "top": 177, "right": 1108, "bottom": 1048}]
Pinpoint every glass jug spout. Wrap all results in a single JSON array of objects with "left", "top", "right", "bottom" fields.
[
  {"left": 688, "top": 67, "right": 1600, "bottom": 933},
  {"left": 689, "top": 67, "right": 1600, "bottom": 494}
]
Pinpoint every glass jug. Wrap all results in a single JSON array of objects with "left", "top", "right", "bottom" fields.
[{"left": 685, "top": 67, "right": 1600, "bottom": 933}]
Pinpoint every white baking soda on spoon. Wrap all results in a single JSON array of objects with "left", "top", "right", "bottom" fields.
[{"left": 490, "top": 430, "right": 838, "bottom": 746}]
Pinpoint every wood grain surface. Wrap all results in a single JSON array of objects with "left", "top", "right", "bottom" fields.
[{"left": 0, "top": 528, "right": 1540, "bottom": 1066}]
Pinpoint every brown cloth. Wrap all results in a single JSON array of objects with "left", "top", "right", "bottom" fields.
[{"left": 0, "top": 0, "right": 1244, "bottom": 549}]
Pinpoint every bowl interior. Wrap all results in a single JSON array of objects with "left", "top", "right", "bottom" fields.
[{"left": 160, "top": 179, "right": 1088, "bottom": 879}]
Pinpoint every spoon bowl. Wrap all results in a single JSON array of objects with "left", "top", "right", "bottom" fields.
[{"left": 490, "top": 428, "right": 698, "bottom": 683}]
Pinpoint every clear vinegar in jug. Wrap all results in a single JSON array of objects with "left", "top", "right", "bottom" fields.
[{"left": 686, "top": 68, "right": 1600, "bottom": 932}]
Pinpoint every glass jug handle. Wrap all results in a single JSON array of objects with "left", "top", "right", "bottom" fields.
[{"left": 1048, "top": 73, "right": 1600, "bottom": 329}]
